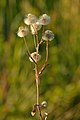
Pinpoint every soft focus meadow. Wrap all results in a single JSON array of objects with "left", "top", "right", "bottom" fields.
[{"left": 0, "top": 0, "right": 80, "bottom": 120}]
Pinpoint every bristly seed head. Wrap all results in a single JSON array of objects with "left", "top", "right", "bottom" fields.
[
  {"left": 17, "top": 26, "right": 29, "bottom": 38},
  {"left": 24, "top": 13, "right": 37, "bottom": 25},
  {"left": 38, "top": 14, "right": 51, "bottom": 25},
  {"left": 42, "top": 30, "right": 54, "bottom": 41}
]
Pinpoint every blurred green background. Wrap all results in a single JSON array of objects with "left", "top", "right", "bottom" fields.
[{"left": 0, "top": 0, "right": 80, "bottom": 120}]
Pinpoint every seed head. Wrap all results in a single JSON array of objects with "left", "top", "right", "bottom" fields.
[
  {"left": 24, "top": 13, "right": 37, "bottom": 25},
  {"left": 38, "top": 14, "right": 50, "bottom": 25},
  {"left": 17, "top": 26, "right": 29, "bottom": 38},
  {"left": 42, "top": 30, "right": 54, "bottom": 41},
  {"left": 30, "top": 22, "right": 42, "bottom": 35}
]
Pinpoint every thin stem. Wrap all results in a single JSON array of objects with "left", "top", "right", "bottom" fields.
[
  {"left": 38, "top": 107, "right": 43, "bottom": 120},
  {"left": 35, "top": 64, "right": 43, "bottom": 120},
  {"left": 25, "top": 52, "right": 37, "bottom": 65},
  {"left": 34, "top": 32, "right": 43, "bottom": 119},
  {"left": 39, "top": 63, "right": 49, "bottom": 75},
  {"left": 24, "top": 37, "right": 37, "bottom": 65},
  {"left": 39, "top": 40, "right": 49, "bottom": 76},
  {"left": 23, "top": 37, "right": 30, "bottom": 54},
  {"left": 37, "top": 39, "right": 43, "bottom": 50},
  {"left": 37, "top": 84, "right": 39, "bottom": 105},
  {"left": 36, "top": 33, "right": 39, "bottom": 47},
  {"left": 35, "top": 64, "right": 39, "bottom": 104},
  {"left": 46, "top": 40, "right": 49, "bottom": 62},
  {"left": 33, "top": 35, "right": 37, "bottom": 49},
  {"left": 31, "top": 24, "right": 38, "bottom": 49}
]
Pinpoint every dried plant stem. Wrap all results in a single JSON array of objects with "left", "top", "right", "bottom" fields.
[
  {"left": 37, "top": 39, "right": 43, "bottom": 50},
  {"left": 35, "top": 64, "right": 43, "bottom": 120},
  {"left": 24, "top": 37, "right": 30, "bottom": 54},
  {"left": 25, "top": 52, "right": 37, "bottom": 65},
  {"left": 39, "top": 40, "right": 49, "bottom": 76},
  {"left": 46, "top": 40, "right": 49, "bottom": 62},
  {"left": 36, "top": 34, "right": 39, "bottom": 46},
  {"left": 38, "top": 108, "right": 43, "bottom": 120},
  {"left": 24, "top": 37, "right": 37, "bottom": 65},
  {"left": 35, "top": 64, "right": 39, "bottom": 105},
  {"left": 34, "top": 33, "right": 43, "bottom": 120},
  {"left": 33, "top": 35, "right": 37, "bottom": 49},
  {"left": 39, "top": 63, "right": 49, "bottom": 75}
]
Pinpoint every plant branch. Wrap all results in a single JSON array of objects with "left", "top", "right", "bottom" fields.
[
  {"left": 39, "top": 40, "right": 49, "bottom": 76},
  {"left": 46, "top": 40, "right": 49, "bottom": 62},
  {"left": 35, "top": 64, "right": 43, "bottom": 120},
  {"left": 33, "top": 35, "right": 37, "bottom": 49},
  {"left": 25, "top": 52, "right": 37, "bottom": 65},
  {"left": 39, "top": 63, "right": 49, "bottom": 75},
  {"left": 34, "top": 32, "right": 43, "bottom": 120},
  {"left": 23, "top": 37, "right": 30, "bottom": 54},
  {"left": 24, "top": 37, "right": 37, "bottom": 65}
]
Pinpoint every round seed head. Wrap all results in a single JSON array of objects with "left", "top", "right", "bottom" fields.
[
  {"left": 24, "top": 13, "right": 37, "bottom": 25},
  {"left": 17, "top": 26, "right": 29, "bottom": 37},
  {"left": 42, "top": 30, "right": 54, "bottom": 41},
  {"left": 38, "top": 14, "right": 50, "bottom": 25}
]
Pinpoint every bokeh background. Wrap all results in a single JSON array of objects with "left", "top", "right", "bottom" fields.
[{"left": 0, "top": 0, "right": 80, "bottom": 120}]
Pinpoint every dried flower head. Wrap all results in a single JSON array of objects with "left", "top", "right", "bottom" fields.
[
  {"left": 30, "top": 22, "right": 42, "bottom": 35},
  {"left": 42, "top": 30, "right": 54, "bottom": 41},
  {"left": 29, "top": 52, "right": 41, "bottom": 62},
  {"left": 38, "top": 14, "right": 50, "bottom": 25},
  {"left": 24, "top": 13, "right": 37, "bottom": 25},
  {"left": 17, "top": 26, "right": 29, "bottom": 37}
]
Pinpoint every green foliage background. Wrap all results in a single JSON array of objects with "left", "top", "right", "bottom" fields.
[{"left": 0, "top": 0, "right": 80, "bottom": 120}]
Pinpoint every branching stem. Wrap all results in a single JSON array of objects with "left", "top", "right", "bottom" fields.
[
  {"left": 35, "top": 32, "right": 43, "bottom": 120},
  {"left": 24, "top": 37, "right": 37, "bottom": 65}
]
